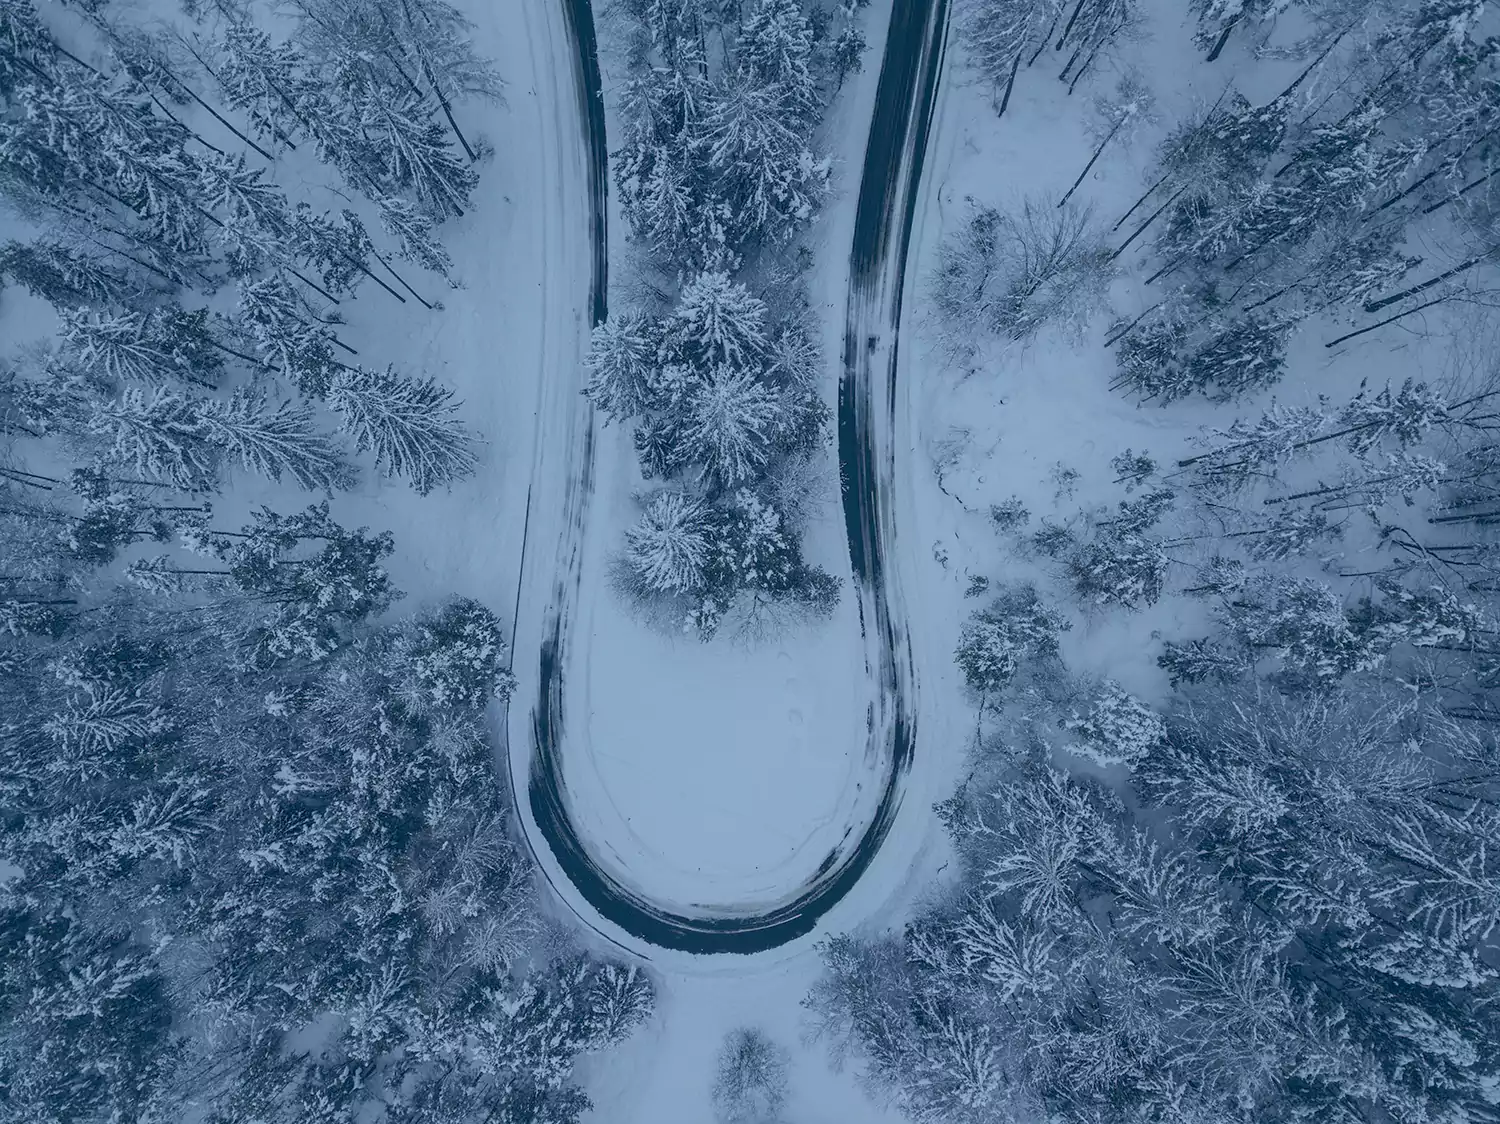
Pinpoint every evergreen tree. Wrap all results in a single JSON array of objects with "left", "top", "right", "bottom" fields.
[
  {"left": 624, "top": 489, "right": 713, "bottom": 594},
  {"left": 0, "top": 238, "right": 139, "bottom": 307},
  {"left": 60, "top": 304, "right": 225, "bottom": 388},
  {"left": 198, "top": 388, "right": 354, "bottom": 491},
  {"left": 681, "top": 366, "right": 779, "bottom": 487},
  {"left": 86, "top": 385, "right": 222, "bottom": 492},
  {"left": 955, "top": 584, "right": 1071, "bottom": 695},
  {"left": 326, "top": 365, "right": 476, "bottom": 494},
  {"left": 1066, "top": 489, "right": 1173, "bottom": 609},
  {"left": 583, "top": 311, "right": 662, "bottom": 422},
  {"left": 234, "top": 273, "right": 342, "bottom": 397}
]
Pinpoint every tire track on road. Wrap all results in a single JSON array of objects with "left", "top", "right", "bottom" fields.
[{"left": 514, "top": 0, "right": 949, "bottom": 955}]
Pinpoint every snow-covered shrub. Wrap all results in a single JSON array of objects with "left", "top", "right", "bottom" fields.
[
  {"left": 955, "top": 584, "right": 1071, "bottom": 695},
  {"left": 990, "top": 496, "right": 1030, "bottom": 530},
  {"left": 1063, "top": 680, "right": 1165, "bottom": 767},
  {"left": 712, "top": 1027, "right": 789, "bottom": 1123},
  {"left": 396, "top": 596, "right": 516, "bottom": 710},
  {"left": 1066, "top": 490, "right": 1173, "bottom": 610},
  {"left": 933, "top": 198, "right": 1115, "bottom": 344},
  {"left": 624, "top": 491, "right": 713, "bottom": 594}
]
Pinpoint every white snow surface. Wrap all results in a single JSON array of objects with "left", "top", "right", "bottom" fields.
[
  {"left": 502, "top": 0, "right": 961, "bottom": 947},
  {"left": 1, "top": 0, "right": 1466, "bottom": 1117}
]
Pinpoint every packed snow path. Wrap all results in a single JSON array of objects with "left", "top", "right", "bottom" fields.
[{"left": 508, "top": 0, "right": 950, "bottom": 954}]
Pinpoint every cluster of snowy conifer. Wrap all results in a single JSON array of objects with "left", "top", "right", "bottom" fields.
[
  {"left": 814, "top": 3, "right": 1500, "bottom": 1119},
  {"left": 812, "top": 676, "right": 1499, "bottom": 1124},
  {"left": 945, "top": 0, "right": 1500, "bottom": 404},
  {"left": 1, "top": 2, "right": 658, "bottom": 1119},
  {"left": 588, "top": 270, "right": 838, "bottom": 636},
  {"left": 598, "top": 0, "right": 866, "bottom": 638},
  {"left": 1, "top": 565, "right": 653, "bottom": 1123},
  {"left": 613, "top": 0, "right": 864, "bottom": 271},
  {"left": 1, "top": 0, "right": 481, "bottom": 504}
]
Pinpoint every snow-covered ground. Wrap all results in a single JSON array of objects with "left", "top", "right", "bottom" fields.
[{"left": 502, "top": 0, "right": 964, "bottom": 961}]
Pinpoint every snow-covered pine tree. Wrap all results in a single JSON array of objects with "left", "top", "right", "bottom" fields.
[
  {"left": 1172, "top": 312, "right": 1293, "bottom": 402},
  {"left": 198, "top": 388, "right": 354, "bottom": 491},
  {"left": 680, "top": 366, "right": 779, "bottom": 487},
  {"left": 197, "top": 501, "right": 399, "bottom": 662},
  {"left": 374, "top": 191, "right": 455, "bottom": 277},
  {"left": 623, "top": 489, "right": 713, "bottom": 595},
  {"left": 85, "top": 385, "right": 222, "bottom": 492},
  {"left": 233, "top": 272, "right": 342, "bottom": 397},
  {"left": 0, "top": 238, "right": 140, "bottom": 307},
  {"left": 736, "top": 0, "right": 818, "bottom": 124},
  {"left": 672, "top": 270, "right": 768, "bottom": 367},
  {"left": 390, "top": 595, "right": 515, "bottom": 712},
  {"left": 1063, "top": 679, "right": 1165, "bottom": 767},
  {"left": 326, "top": 364, "right": 476, "bottom": 494},
  {"left": 955, "top": 584, "right": 1071, "bottom": 695},
  {"left": 1217, "top": 574, "right": 1388, "bottom": 689},
  {"left": 1066, "top": 488, "right": 1173, "bottom": 609},
  {"left": 582, "top": 311, "right": 662, "bottom": 422},
  {"left": 60, "top": 305, "right": 225, "bottom": 388},
  {"left": 289, "top": 0, "right": 501, "bottom": 162}
]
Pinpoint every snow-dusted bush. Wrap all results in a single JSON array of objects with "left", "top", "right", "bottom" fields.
[
  {"left": 624, "top": 490, "right": 713, "bottom": 594},
  {"left": 955, "top": 584, "right": 1071, "bottom": 695},
  {"left": 395, "top": 596, "right": 516, "bottom": 711},
  {"left": 1063, "top": 680, "right": 1165, "bottom": 767},
  {"left": 712, "top": 1027, "right": 789, "bottom": 1123},
  {"left": 933, "top": 199, "right": 1115, "bottom": 344}
]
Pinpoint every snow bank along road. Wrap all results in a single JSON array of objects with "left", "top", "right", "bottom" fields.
[{"left": 506, "top": 0, "right": 950, "bottom": 955}]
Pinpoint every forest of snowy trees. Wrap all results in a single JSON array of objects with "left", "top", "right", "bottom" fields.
[
  {"left": 590, "top": 0, "right": 865, "bottom": 639},
  {"left": 0, "top": 0, "right": 655, "bottom": 1119},
  {"left": 812, "top": 2, "right": 1500, "bottom": 1122}
]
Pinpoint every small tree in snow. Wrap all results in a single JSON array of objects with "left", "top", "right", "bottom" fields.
[
  {"left": 327, "top": 366, "right": 476, "bottom": 494},
  {"left": 624, "top": 490, "right": 713, "bottom": 594},
  {"left": 712, "top": 1027, "right": 789, "bottom": 1124},
  {"left": 1064, "top": 680, "right": 1165, "bottom": 767},
  {"left": 1059, "top": 73, "right": 1156, "bottom": 207},
  {"left": 955, "top": 584, "right": 1071, "bottom": 697}
]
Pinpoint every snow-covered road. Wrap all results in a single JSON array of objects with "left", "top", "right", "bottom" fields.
[{"left": 506, "top": 0, "right": 951, "bottom": 956}]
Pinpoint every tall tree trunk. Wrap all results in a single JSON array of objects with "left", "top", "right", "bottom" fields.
[
  {"left": 1204, "top": 15, "right": 1240, "bottom": 62},
  {"left": 997, "top": 49, "right": 1021, "bottom": 117},
  {"left": 1029, "top": 13, "right": 1060, "bottom": 65},
  {"left": 1056, "top": 0, "right": 1090, "bottom": 50},
  {"left": 1058, "top": 43, "right": 1083, "bottom": 82},
  {"left": 1113, "top": 170, "right": 1170, "bottom": 231},
  {"left": 1110, "top": 185, "right": 1186, "bottom": 260},
  {"left": 1104, "top": 301, "right": 1162, "bottom": 347},
  {"left": 1422, "top": 167, "right": 1500, "bottom": 215},
  {"left": 1324, "top": 295, "right": 1451, "bottom": 348},
  {"left": 1269, "top": 31, "right": 1345, "bottom": 105},
  {"left": 389, "top": 0, "right": 479, "bottom": 162},
  {"left": 1067, "top": 37, "right": 1106, "bottom": 94},
  {"left": 1364, "top": 250, "right": 1498, "bottom": 312},
  {"left": 1060, "top": 118, "right": 1123, "bottom": 206},
  {"left": 370, "top": 248, "right": 435, "bottom": 310}
]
